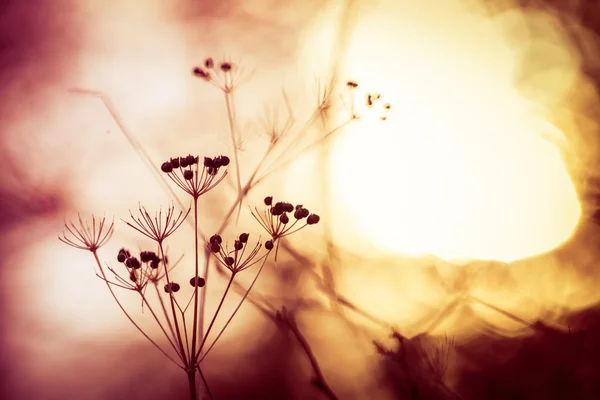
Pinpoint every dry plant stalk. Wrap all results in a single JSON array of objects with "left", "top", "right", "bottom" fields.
[{"left": 62, "top": 57, "right": 391, "bottom": 399}]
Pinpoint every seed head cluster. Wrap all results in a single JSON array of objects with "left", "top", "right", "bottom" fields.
[
  {"left": 252, "top": 196, "right": 320, "bottom": 243},
  {"left": 111, "top": 248, "right": 168, "bottom": 290},
  {"left": 208, "top": 232, "right": 263, "bottom": 274},
  {"left": 161, "top": 154, "right": 229, "bottom": 199}
]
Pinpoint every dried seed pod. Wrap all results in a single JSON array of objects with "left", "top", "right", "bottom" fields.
[
  {"left": 180, "top": 156, "right": 190, "bottom": 168},
  {"left": 161, "top": 162, "right": 173, "bottom": 173},
  {"left": 265, "top": 240, "right": 274, "bottom": 250},
  {"left": 183, "top": 170, "right": 194, "bottom": 180},
  {"left": 346, "top": 80, "right": 359, "bottom": 88},
  {"left": 150, "top": 259, "right": 160, "bottom": 269},
  {"left": 204, "top": 157, "right": 214, "bottom": 168},
  {"left": 282, "top": 203, "right": 294, "bottom": 213},
  {"left": 307, "top": 214, "right": 320, "bottom": 225},
  {"left": 117, "top": 251, "right": 127, "bottom": 263},
  {"left": 234, "top": 240, "right": 243, "bottom": 251},
  {"left": 225, "top": 256, "right": 235, "bottom": 266},
  {"left": 264, "top": 196, "right": 273, "bottom": 206},
  {"left": 210, "top": 234, "right": 222, "bottom": 244},
  {"left": 126, "top": 257, "right": 141, "bottom": 269},
  {"left": 185, "top": 155, "right": 196, "bottom": 165},
  {"left": 220, "top": 62, "right": 232, "bottom": 72},
  {"left": 239, "top": 233, "right": 249, "bottom": 243},
  {"left": 164, "top": 282, "right": 180, "bottom": 293},
  {"left": 207, "top": 167, "right": 217, "bottom": 176},
  {"left": 193, "top": 67, "right": 210, "bottom": 79},
  {"left": 210, "top": 243, "right": 221, "bottom": 253},
  {"left": 280, "top": 213, "right": 289, "bottom": 224},
  {"left": 190, "top": 276, "right": 206, "bottom": 287},
  {"left": 205, "top": 58, "right": 214, "bottom": 69},
  {"left": 140, "top": 251, "right": 157, "bottom": 263},
  {"left": 170, "top": 157, "right": 180, "bottom": 168}
]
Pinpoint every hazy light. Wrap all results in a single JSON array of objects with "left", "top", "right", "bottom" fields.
[{"left": 329, "top": 0, "right": 582, "bottom": 262}]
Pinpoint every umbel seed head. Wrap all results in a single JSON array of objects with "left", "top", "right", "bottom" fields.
[
  {"left": 180, "top": 157, "right": 190, "bottom": 168},
  {"left": 170, "top": 157, "right": 180, "bottom": 168},
  {"left": 264, "top": 196, "right": 273, "bottom": 206},
  {"left": 140, "top": 251, "right": 157, "bottom": 263},
  {"left": 239, "top": 233, "right": 249, "bottom": 243},
  {"left": 265, "top": 240, "right": 274, "bottom": 250},
  {"left": 117, "top": 251, "right": 127, "bottom": 263},
  {"left": 190, "top": 276, "right": 206, "bottom": 287},
  {"left": 183, "top": 170, "right": 194, "bottom": 180},
  {"left": 234, "top": 240, "right": 243, "bottom": 251},
  {"left": 210, "top": 234, "right": 222, "bottom": 244},
  {"left": 210, "top": 243, "right": 221, "bottom": 253}
]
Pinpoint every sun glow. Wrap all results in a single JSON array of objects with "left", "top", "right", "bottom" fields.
[{"left": 329, "top": 1, "right": 582, "bottom": 263}]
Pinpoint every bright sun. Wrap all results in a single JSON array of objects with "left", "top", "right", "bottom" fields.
[{"left": 328, "top": 0, "right": 582, "bottom": 263}]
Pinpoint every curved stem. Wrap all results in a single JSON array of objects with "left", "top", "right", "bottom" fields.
[
  {"left": 92, "top": 251, "right": 184, "bottom": 369},
  {"left": 141, "top": 292, "right": 183, "bottom": 359}
]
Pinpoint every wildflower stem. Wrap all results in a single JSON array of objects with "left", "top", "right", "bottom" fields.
[
  {"left": 92, "top": 251, "right": 184, "bottom": 369},
  {"left": 140, "top": 292, "right": 183, "bottom": 359},
  {"left": 197, "top": 366, "right": 214, "bottom": 400},
  {"left": 187, "top": 369, "right": 198, "bottom": 400},
  {"left": 158, "top": 242, "right": 189, "bottom": 365},
  {"left": 198, "top": 253, "right": 270, "bottom": 363},
  {"left": 223, "top": 90, "right": 243, "bottom": 222},
  {"left": 153, "top": 283, "right": 179, "bottom": 348},
  {"left": 196, "top": 273, "right": 235, "bottom": 359},
  {"left": 191, "top": 197, "right": 201, "bottom": 365}
]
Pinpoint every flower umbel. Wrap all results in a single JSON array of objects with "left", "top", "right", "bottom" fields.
[
  {"left": 58, "top": 214, "right": 114, "bottom": 252},
  {"left": 124, "top": 204, "right": 190, "bottom": 244},
  {"left": 251, "top": 196, "right": 319, "bottom": 242},
  {"left": 208, "top": 233, "right": 265, "bottom": 274},
  {"left": 161, "top": 154, "right": 229, "bottom": 199}
]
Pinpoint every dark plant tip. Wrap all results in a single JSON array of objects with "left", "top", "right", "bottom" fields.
[
  {"left": 180, "top": 156, "right": 190, "bottom": 168},
  {"left": 282, "top": 202, "right": 294, "bottom": 213},
  {"left": 346, "top": 80, "right": 359, "bottom": 88},
  {"left": 170, "top": 157, "right": 180, "bottom": 168},
  {"left": 210, "top": 243, "right": 221, "bottom": 253},
  {"left": 125, "top": 257, "right": 141, "bottom": 269},
  {"left": 280, "top": 213, "right": 289, "bottom": 224},
  {"left": 205, "top": 58, "right": 214, "bottom": 69},
  {"left": 150, "top": 259, "right": 159, "bottom": 269},
  {"left": 193, "top": 67, "right": 210, "bottom": 79},
  {"left": 265, "top": 240, "right": 274, "bottom": 250},
  {"left": 234, "top": 240, "right": 243, "bottom": 251},
  {"left": 140, "top": 251, "right": 157, "bottom": 263},
  {"left": 117, "top": 252, "right": 127, "bottom": 263},
  {"left": 164, "top": 282, "right": 180, "bottom": 293},
  {"left": 225, "top": 256, "right": 235, "bottom": 266},
  {"left": 190, "top": 276, "right": 206, "bottom": 287},
  {"left": 161, "top": 162, "right": 173, "bottom": 173},
  {"left": 210, "top": 234, "right": 222, "bottom": 245},
  {"left": 220, "top": 62, "right": 232, "bottom": 72},
  {"left": 204, "top": 157, "right": 214, "bottom": 168},
  {"left": 307, "top": 214, "right": 320, "bottom": 225},
  {"left": 264, "top": 196, "right": 273, "bottom": 206},
  {"left": 220, "top": 155, "right": 230, "bottom": 166},
  {"left": 185, "top": 154, "right": 196, "bottom": 165},
  {"left": 239, "top": 233, "right": 249, "bottom": 243},
  {"left": 183, "top": 170, "right": 194, "bottom": 180},
  {"left": 384, "top": 103, "right": 391, "bottom": 110}
]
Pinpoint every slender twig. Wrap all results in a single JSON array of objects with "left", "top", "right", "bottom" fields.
[{"left": 282, "top": 310, "right": 340, "bottom": 400}]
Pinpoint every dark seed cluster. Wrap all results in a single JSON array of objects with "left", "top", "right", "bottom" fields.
[
  {"left": 251, "top": 196, "right": 320, "bottom": 243},
  {"left": 192, "top": 57, "right": 238, "bottom": 88},
  {"left": 164, "top": 282, "right": 180, "bottom": 294},
  {"left": 208, "top": 232, "right": 262, "bottom": 274},
  {"left": 160, "top": 154, "right": 229, "bottom": 199}
]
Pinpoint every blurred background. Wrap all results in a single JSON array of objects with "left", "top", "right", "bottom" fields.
[{"left": 2, "top": 0, "right": 600, "bottom": 399}]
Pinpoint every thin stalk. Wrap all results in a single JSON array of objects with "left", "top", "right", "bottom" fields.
[
  {"left": 92, "top": 251, "right": 184, "bottom": 368},
  {"left": 187, "top": 369, "right": 197, "bottom": 400},
  {"left": 140, "top": 293, "right": 183, "bottom": 359},
  {"left": 154, "top": 283, "right": 179, "bottom": 348},
  {"left": 191, "top": 197, "right": 201, "bottom": 365},
  {"left": 198, "top": 254, "right": 270, "bottom": 363},
  {"left": 197, "top": 366, "right": 214, "bottom": 400},
  {"left": 196, "top": 273, "right": 236, "bottom": 359},
  {"left": 158, "top": 242, "right": 189, "bottom": 365},
  {"left": 224, "top": 89, "right": 243, "bottom": 222}
]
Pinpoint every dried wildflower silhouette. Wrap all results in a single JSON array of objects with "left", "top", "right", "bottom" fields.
[
  {"left": 59, "top": 151, "right": 320, "bottom": 399},
  {"left": 63, "top": 57, "right": 391, "bottom": 400}
]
